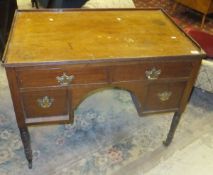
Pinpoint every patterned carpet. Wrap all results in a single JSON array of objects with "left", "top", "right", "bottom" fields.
[
  {"left": 1, "top": 1, "right": 213, "bottom": 175},
  {"left": 133, "top": 0, "right": 213, "bottom": 34},
  {"left": 0, "top": 64, "right": 168, "bottom": 175},
  {"left": 1, "top": 63, "right": 213, "bottom": 175}
]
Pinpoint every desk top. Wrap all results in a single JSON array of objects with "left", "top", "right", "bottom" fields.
[{"left": 3, "top": 9, "right": 205, "bottom": 65}]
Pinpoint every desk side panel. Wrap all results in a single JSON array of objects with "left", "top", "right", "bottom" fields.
[{"left": 5, "top": 67, "right": 26, "bottom": 127}]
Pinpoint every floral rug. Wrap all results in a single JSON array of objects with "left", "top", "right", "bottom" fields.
[
  {"left": 1, "top": 62, "right": 213, "bottom": 175},
  {"left": 0, "top": 65, "right": 170, "bottom": 175},
  {"left": 1, "top": 1, "right": 213, "bottom": 174}
]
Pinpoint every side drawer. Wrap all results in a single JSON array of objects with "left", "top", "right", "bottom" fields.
[
  {"left": 111, "top": 61, "right": 192, "bottom": 82},
  {"left": 17, "top": 65, "right": 108, "bottom": 88},
  {"left": 21, "top": 88, "right": 69, "bottom": 118},
  {"left": 143, "top": 81, "right": 186, "bottom": 112}
]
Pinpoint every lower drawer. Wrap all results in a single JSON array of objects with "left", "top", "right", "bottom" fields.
[
  {"left": 21, "top": 89, "right": 69, "bottom": 118},
  {"left": 143, "top": 81, "right": 186, "bottom": 112}
]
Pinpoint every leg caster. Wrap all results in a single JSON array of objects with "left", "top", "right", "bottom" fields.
[
  {"left": 19, "top": 127, "right": 33, "bottom": 169},
  {"left": 163, "top": 112, "right": 181, "bottom": 146}
]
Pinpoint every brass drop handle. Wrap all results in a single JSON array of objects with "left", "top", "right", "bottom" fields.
[
  {"left": 37, "top": 96, "right": 54, "bottom": 108},
  {"left": 158, "top": 91, "right": 172, "bottom": 101},
  {"left": 56, "top": 73, "right": 74, "bottom": 86},
  {"left": 145, "top": 67, "right": 161, "bottom": 80}
]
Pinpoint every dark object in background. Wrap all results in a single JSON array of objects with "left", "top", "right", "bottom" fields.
[
  {"left": 31, "top": 0, "right": 39, "bottom": 8},
  {"left": 0, "top": 0, "right": 17, "bottom": 61},
  {"left": 37, "top": 0, "right": 89, "bottom": 8}
]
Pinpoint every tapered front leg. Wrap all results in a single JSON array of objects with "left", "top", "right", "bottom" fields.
[
  {"left": 19, "top": 127, "right": 33, "bottom": 169},
  {"left": 163, "top": 112, "right": 182, "bottom": 146}
]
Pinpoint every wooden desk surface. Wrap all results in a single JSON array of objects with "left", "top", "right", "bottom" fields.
[{"left": 3, "top": 9, "right": 203, "bottom": 65}]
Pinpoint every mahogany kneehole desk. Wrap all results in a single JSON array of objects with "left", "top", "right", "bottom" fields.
[{"left": 3, "top": 9, "right": 205, "bottom": 168}]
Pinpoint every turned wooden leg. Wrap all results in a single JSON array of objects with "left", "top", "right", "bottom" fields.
[
  {"left": 171, "top": 2, "right": 178, "bottom": 15},
  {"left": 163, "top": 112, "right": 181, "bottom": 146},
  {"left": 201, "top": 14, "right": 206, "bottom": 28},
  {"left": 19, "top": 127, "right": 33, "bottom": 169}
]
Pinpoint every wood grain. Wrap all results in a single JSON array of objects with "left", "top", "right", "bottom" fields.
[{"left": 3, "top": 9, "right": 203, "bottom": 65}]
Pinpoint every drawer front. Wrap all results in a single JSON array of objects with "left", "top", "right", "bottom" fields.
[
  {"left": 17, "top": 65, "right": 107, "bottom": 88},
  {"left": 21, "top": 89, "right": 69, "bottom": 118},
  {"left": 111, "top": 61, "right": 192, "bottom": 82},
  {"left": 143, "top": 81, "right": 186, "bottom": 112},
  {"left": 176, "top": 0, "right": 211, "bottom": 13}
]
